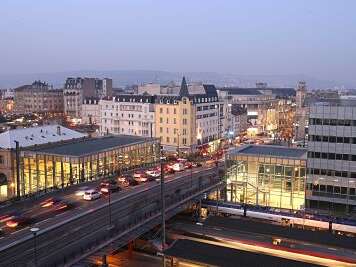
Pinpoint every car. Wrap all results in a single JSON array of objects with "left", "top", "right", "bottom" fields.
[
  {"left": 117, "top": 176, "right": 130, "bottom": 187},
  {"left": 53, "top": 201, "right": 73, "bottom": 211},
  {"left": 172, "top": 163, "right": 185, "bottom": 172},
  {"left": 6, "top": 216, "right": 31, "bottom": 229},
  {"left": 184, "top": 162, "right": 193, "bottom": 169},
  {"left": 40, "top": 197, "right": 62, "bottom": 208},
  {"left": 192, "top": 162, "right": 202, "bottom": 168},
  {"left": 100, "top": 180, "right": 120, "bottom": 194},
  {"left": 147, "top": 170, "right": 161, "bottom": 178},
  {"left": 0, "top": 212, "right": 19, "bottom": 223},
  {"left": 128, "top": 178, "right": 139, "bottom": 186},
  {"left": 133, "top": 171, "right": 148, "bottom": 183},
  {"left": 83, "top": 189, "right": 101, "bottom": 201},
  {"left": 75, "top": 186, "right": 90, "bottom": 197}
]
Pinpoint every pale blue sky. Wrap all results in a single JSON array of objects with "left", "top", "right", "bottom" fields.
[{"left": 1, "top": 0, "right": 355, "bottom": 83}]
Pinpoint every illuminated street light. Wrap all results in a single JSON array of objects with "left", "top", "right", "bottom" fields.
[{"left": 30, "top": 227, "right": 40, "bottom": 267}]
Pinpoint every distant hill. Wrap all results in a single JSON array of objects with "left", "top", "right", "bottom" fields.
[{"left": 0, "top": 70, "right": 354, "bottom": 89}]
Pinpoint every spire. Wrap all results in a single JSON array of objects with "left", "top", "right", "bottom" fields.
[{"left": 179, "top": 76, "right": 189, "bottom": 97}]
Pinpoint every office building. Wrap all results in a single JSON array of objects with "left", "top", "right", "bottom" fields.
[
  {"left": 225, "top": 145, "right": 307, "bottom": 210},
  {"left": 307, "top": 98, "right": 356, "bottom": 214}
]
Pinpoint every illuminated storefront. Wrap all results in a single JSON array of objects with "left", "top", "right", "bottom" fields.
[
  {"left": 225, "top": 145, "right": 307, "bottom": 210},
  {"left": 16, "top": 136, "right": 160, "bottom": 197}
]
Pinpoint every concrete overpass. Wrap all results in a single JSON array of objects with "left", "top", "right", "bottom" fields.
[{"left": 0, "top": 166, "right": 222, "bottom": 267}]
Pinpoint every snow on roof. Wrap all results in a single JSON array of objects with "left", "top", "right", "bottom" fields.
[{"left": 0, "top": 125, "right": 86, "bottom": 149}]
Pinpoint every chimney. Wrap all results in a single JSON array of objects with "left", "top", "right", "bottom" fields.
[{"left": 57, "top": 126, "right": 61, "bottom": 135}]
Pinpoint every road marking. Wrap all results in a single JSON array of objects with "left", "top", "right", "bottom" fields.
[{"left": 10, "top": 226, "right": 29, "bottom": 235}]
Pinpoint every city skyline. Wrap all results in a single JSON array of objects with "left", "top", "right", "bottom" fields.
[{"left": 1, "top": 0, "right": 356, "bottom": 86}]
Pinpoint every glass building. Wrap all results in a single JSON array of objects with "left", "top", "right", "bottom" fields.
[
  {"left": 225, "top": 145, "right": 307, "bottom": 210},
  {"left": 16, "top": 135, "right": 160, "bottom": 196}
]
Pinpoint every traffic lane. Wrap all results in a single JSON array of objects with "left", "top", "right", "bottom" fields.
[
  {"left": 0, "top": 163, "right": 211, "bottom": 227},
  {"left": 0, "top": 166, "right": 211, "bottom": 239},
  {"left": 169, "top": 222, "right": 356, "bottom": 266},
  {"left": 0, "top": 166, "right": 217, "bottom": 247}
]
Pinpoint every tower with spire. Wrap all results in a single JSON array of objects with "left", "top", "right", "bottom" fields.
[{"left": 179, "top": 76, "right": 189, "bottom": 98}]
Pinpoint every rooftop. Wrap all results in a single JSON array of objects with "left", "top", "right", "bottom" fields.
[
  {"left": 28, "top": 135, "right": 156, "bottom": 156},
  {"left": 165, "top": 239, "right": 320, "bottom": 267},
  {"left": 230, "top": 145, "right": 307, "bottom": 159},
  {"left": 0, "top": 125, "right": 86, "bottom": 149}
]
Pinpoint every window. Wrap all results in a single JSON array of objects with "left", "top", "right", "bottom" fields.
[
  {"left": 182, "top": 129, "right": 187, "bottom": 135},
  {"left": 160, "top": 127, "right": 163, "bottom": 133},
  {"left": 166, "top": 137, "right": 170, "bottom": 143},
  {"left": 183, "top": 118, "right": 187, "bottom": 125},
  {"left": 337, "top": 137, "right": 343, "bottom": 143},
  {"left": 160, "top": 117, "right": 163, "bottom": 123},
  {"left": 166, "top": 118, "right": 169, "bottom": 123},
  {"left": 173, "top": 118, "right": 176, "bottom": 124},
  {"left": 0, "top": 155, "right": 4, "bottom": 164},
  {"left": 166, "top": 128, "right": 169, "bottom": 134},
  {"left": 329, "top": 136, "right": 336, "bottom": 143},
  {"left": 173, "top": 108, "right": 176, "bottom": 114},
  {"left": 160, "top": 108, "right": 163, "bottom": 114},
  {"left": 182, "top": 138, "right": 187, "bottom": 145},
  {"left": 166, "top": 108, "right": 169, "bottom": 114},
  {"left": 183, "top": 108, "right": 187, "bottom": 115}
]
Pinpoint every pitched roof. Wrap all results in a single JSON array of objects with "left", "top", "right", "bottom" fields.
[{"left": 0, "top": 125, "right": 86, "bottom": 149}]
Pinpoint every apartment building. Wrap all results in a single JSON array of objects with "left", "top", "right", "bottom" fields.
[
  {"left": 155, "top": 77, "right": 221, "bottom": 153},
  {"left": 218, "top": 83, "right": 295, "bottom": 137},
  {"left": 64, "top": 77, "right": 112, "bottom": 119},
  {"left": 81, "top": 98, "right": 100, "bottom": 125},
  {"left": 307, "top": 98, "right": 356, "bottom": 215},
  {"left": 14, "top": 81, "right": 63, "bottom": 115},
  {"left": 99, "top": 95, "right": 156, "bottom": 137}
]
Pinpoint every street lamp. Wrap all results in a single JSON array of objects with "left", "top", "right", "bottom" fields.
[
  {"left": 160, "top": 147, "right": 166, "bottom": 267},
  {"left": 30, "top": 227, "right": 40, "bottom": 267}
]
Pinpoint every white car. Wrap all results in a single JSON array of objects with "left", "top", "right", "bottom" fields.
[
  {"left": 83, "top": 189, "right": 101, "bottom": 201},
  {"left": 172, "top": 163, "right": 185, "bottom": 172},
  {"left": 75, "top": 186, "right": 90, "bottom": 197}
]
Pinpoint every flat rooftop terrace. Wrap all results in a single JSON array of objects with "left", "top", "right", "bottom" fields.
[
  {"left": 28, "top": 135, "right": 157, "bottom": 157},
  {"left": 229, "top": 145, "right": 307, "bottom": 159}
]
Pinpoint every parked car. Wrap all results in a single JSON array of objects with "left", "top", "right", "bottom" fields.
[
  {"left": 83, "top": 189, "right": 101, "bottom": 201},
  {"left": 184, "top": 162, "right": 193, "bottom": 169},
  {"left": 192, "top": 162, "right": 202, "bottom": 168}
]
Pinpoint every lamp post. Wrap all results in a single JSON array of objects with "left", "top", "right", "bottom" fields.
[
  {"left": 30, "top": 227, "right": 40, "bottom": 267},
  {"left": 160, "top": 147, "right": 166, "bottom": 267}
]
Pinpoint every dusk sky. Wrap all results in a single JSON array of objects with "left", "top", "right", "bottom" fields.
[{"left": 1, "top": 0, "right": 356, "bottom": 84}]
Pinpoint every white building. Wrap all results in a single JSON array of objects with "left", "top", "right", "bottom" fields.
[
  {"left": 81, "top": 98, "right": 100, "bottom": 125},
  {"left": 99, "top": 95, "right": 156, "bottom": 137},
  {"left": 307, "top": 98, "right": 356, "bottom": 215}
]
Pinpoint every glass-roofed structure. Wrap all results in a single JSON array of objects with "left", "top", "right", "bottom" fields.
[{"left": 225, "top": 145, "right": 307, "bottom": 210}]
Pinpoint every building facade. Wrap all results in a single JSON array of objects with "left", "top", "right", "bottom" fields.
[
  {"left": 99, "top": 95, "right": 156, "bottom": 137},
  {"left": 155, "top": 77, "right": 221, "bottom": 153},
  {"left": 225, "top": 145, "right": 307, "bottom": 210},
  {"left": 14, "top": 81, "right": 64, "bottom": 115},
  {"left": 64, "top": 77, "right": 112, "bottom": 120},
  {"left": 306, "top": 99, "right": 356, "bottom": 215},
  {"left": 81, "top": 98, "right": 101, "bottom": 125},
  {"left": 0, "top": 125, "right": 159, "bottom": 200}
]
